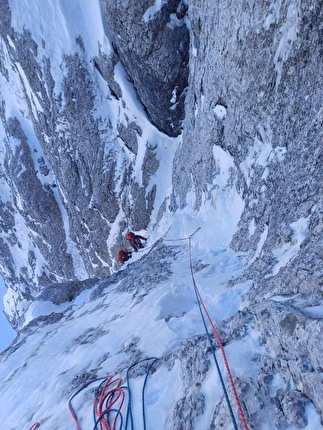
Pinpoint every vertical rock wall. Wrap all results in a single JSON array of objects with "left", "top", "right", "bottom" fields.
[
  {"left": 170, "top": 0, "right": 323, "bottom": 424},
  {"left": 99, "top": 0, "right": 189, "bottom": 136}
]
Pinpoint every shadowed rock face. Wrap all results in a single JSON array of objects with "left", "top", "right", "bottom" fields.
[{"left": 99, "top": 0, "right": 189, "bottom": 137}]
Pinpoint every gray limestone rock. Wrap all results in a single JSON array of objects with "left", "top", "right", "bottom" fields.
[
  {"left": 99, "top": 0, "right": 189, "bottom": 136},
  {"left": 0, "top": 10, "right": 165, "bottom": 315}
]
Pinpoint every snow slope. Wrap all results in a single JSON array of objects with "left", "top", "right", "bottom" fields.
[
  {"left": 0, "top": 216, "right": 256, "bottom": 430},
  {"left": 1, "top": 169, "right": 321, "bottom": 429}
]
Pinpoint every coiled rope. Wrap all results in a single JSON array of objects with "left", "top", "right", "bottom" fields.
[
  {"left": 68, "top": 357, "right": 157, "bottom": 430},
  {"left": 165, "top": 228, "right": 249, "bottom": 430},
  {"left": 93, "top": 374, "right": 125, "bottom": 430},
  {"left": 68, "top": 375, "right": 115, "bottom": 430}
]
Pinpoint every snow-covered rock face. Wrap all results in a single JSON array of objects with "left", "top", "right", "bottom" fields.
[
  {"left": 0, "top": 0, "right": 185, "bottom": 325},
  {"left": 0, "top": 0, "right": 323, "bottom": 428}
]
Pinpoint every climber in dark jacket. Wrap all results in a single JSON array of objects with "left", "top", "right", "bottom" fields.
[
  {"left": 117, "top": 248, "right": 132, "bottom": 264},
  {"left": 125, "top": 232, "right": 148, "bottom": 252}
]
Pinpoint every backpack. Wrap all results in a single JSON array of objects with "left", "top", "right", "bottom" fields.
[{"left": 117, "top": 250, "right": 128, "bottom": 263}]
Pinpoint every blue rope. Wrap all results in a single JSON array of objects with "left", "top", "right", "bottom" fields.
[
  {"left": 188, "top": 237, "right": 239, "bottom": 430},
  {"left": 125, "top": 357, "right": 158, "bottom": 430},
  {"left": 93, "top": 408, "right": 123, "bottom": 430},
  {"left": 125, "top": 366, "right": 134, "bottom": 430},
  {"left": 142, "top": 358, "right": 158, "bottom": 430},
  {"left": 68, "top": 376, "right": 108, "bottom": 428}
]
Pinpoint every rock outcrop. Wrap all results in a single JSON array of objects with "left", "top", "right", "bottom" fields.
[{"left": 99, "top": 0, "right": 189, "bottom": 137}]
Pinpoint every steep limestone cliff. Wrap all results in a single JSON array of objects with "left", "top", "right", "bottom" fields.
[{"left": 171, "top": 0, "right": 323, "bottom": 424}]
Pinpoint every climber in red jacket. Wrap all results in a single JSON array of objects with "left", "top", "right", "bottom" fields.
[{"left": 125, "top": 232, "right": 147, "bottom": 252}]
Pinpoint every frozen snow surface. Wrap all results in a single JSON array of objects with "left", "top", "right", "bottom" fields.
[{"left": 0, "top": 0, "right": 322, "bottom": 429}]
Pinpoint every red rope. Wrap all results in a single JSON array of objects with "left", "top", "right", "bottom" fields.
[
  {"left": 188, "top": 237, "right": 249, "bottom": 430},
  {"left": 29, "top": 423, "right": 41, "bottom": 430},
  {"left": 68, "top": 398, "right": 82, "bottom": 430},
  {"left": 93, "top": 375, "right": 125, "bottom": 430},
  {"left": 68, "top": 375, "right": 125, "bottom": 430}
]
